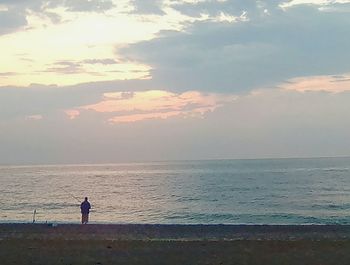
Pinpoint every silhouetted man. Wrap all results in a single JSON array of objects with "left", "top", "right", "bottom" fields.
[{"left": 80, "top": 197, "right": 91, "bottom": 224}]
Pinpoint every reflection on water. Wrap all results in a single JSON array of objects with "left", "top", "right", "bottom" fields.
[{"left": 1, "top": 158, "right": 350, "bottom": 224}]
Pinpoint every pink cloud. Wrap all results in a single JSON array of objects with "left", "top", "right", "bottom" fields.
[
  {"left": 70, "top": 90, "right": 234, "bottom": 123},
  {"left": 65, "top": 110, "right": 80, "bottom": 120},
  {"left": 281, "top": 74, "right": 350, "bottom": 93}
]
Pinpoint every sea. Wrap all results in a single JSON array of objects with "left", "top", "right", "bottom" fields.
[{"left": 1, "top": 157, "right": 350, "bottom": 225}]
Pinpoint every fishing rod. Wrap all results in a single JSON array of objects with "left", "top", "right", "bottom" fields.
[
  {"left": 59, "top": 187, "right": 81, "bottom": 204},
  {"left": 32, "top": 209, "right": 36, "bottom": 223},
  {"left": 60, "top": 188, "right": 95, "bottom": 214}
]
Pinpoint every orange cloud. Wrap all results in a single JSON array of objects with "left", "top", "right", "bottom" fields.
[
  {"left": 68, "top": 90, "right": 234, "bottom": 123},
  {"left": 281, "top": 74, "right": 350, "bottom": 93},
  {"left": 65, "top": 109, "right": 80, "bottom": 120}
]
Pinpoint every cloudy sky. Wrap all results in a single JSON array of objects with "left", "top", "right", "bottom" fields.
[{"left": 1, "top": 0, "right": 350, "bottom": 164}]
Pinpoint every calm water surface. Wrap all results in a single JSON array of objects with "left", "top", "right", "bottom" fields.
[{"left": 1, "top": 158, "right": 350, "bottom": 224}]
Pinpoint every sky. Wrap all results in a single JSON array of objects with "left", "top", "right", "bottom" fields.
[{"left": 1, "top": 0, "right": 350, "bottom": 164}]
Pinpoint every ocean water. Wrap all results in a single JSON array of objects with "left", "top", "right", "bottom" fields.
[{"left": 1, "top": 158, "right": 350, "bottom": 224}]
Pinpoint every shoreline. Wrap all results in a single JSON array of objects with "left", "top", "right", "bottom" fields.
[
  {"left": 2, "top": 223, "right": 350, "bottom": 241},
  {"left": 2, "top": 224, "right": 350, "bottom": 264}
]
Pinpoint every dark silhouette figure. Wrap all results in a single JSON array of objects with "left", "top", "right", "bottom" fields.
[{"left": 80, "top": 197, "right": 91, "bottom": 224}]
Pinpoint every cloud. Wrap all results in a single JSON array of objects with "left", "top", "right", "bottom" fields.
[
  {"left": 76, "top": 90, "right": 234, "bottom": 123},
  {"left": 65, "top": 109, "right": 80, "bottom": 120},
  {"left": 280, "top": 73, "right": 350, "bottom": 93},
  {"left": 130, "top": 0, "right": 165, "bottom": 15},
  {"left": 0, "top": 72, "right": 18, "bottom": 76},
  {"left": 0, "top": 9, "right": 27, "bottom": 35},
  {"left": 119, "top": 3, "right": 350, "bottom": 93},
  {"left": 44, "top": 61, "right": 84, "bottom": 75},
  {"left": 0, "top": 0, "right": 115, "bottom": 12},
  {"left": 64, "top": 0, "right": 115, "bottom": 12},
  {"left": 0, "top": 79, "right": 161, "bottom": 121},
  {"left": 281, "top": 0, "right": 350, "bottom": 9},
  {"left": 170, "top": 0, "right": 282, "bottom": 18},
  {"left": 25, "top": 114, "right": 43, "bottom": 121},
  {"left": 2, "top": 87, "right": 350, "bottom": 164},
  {"left": 32, "top": 58, "right": 139, "bottom": 84},
  {"left": 0, "top": 0, "right": 116, "bottom": 35},
  {"left": 82, "top": 58, "right": 118, "bottom": 65},
  {"left": 43, "top": 60, "right": 118, "bottom": 75},
  {"left": 0, "top": 1, "right": 55, "bottom": 35}
]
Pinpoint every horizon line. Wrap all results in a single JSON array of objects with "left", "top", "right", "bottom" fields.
[{"left": 1, "top": 155, "right": 350, "bottom": 167}]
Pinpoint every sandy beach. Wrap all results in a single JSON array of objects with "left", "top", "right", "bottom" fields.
[{"left": 1, "top": 224, "right": 350, "bottom": 264}]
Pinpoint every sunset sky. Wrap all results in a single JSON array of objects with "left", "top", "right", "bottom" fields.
[{"left": 1, "top": 0, "right": 350, "bottom": 164}]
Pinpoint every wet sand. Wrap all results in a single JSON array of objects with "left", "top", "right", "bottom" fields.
[{"left": 1, "top": 224, "right": 350, "bottom": 264}]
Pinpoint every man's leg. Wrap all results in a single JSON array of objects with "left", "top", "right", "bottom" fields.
[{"left": 82, "top": 214, "right": 89, "bottom": 224}]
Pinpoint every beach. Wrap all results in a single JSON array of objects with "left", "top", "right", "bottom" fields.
[{"left": 1, "top": 224, "right": 350, "bottom": 264}]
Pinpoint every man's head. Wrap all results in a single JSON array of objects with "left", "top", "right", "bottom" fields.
[{"left": 85, "top": 197, "right": 88, "bottom": 201}]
